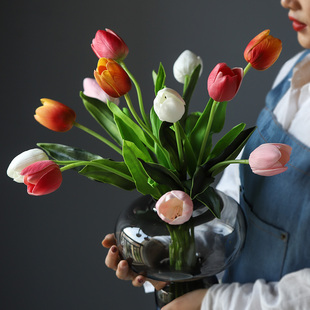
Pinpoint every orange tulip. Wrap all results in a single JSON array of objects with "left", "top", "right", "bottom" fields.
[
  {"left": 94, "top": 58, "right": 131, "bottom": 98},
  {"left": 35, "top": 99, "right": 76, "bottom": 132},
  {"left": 244, "top": 29, "right": 282, "bottom": 70}
]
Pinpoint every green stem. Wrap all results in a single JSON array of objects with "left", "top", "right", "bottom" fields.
[
  {"left": 120, "top": 61, "right": 151, "bottom": 129},
  {"left": 124, "top": 93, "right": 172, "bottom": 168},
  {"left": 74, "top": 122, "right": 122, "bottom": 155},
  {"left": 209, "top": 159, "right": 249, "bottom": 174},
  {"left": 58, "top": 160, "right": 134, "bottom": 182},
  {"left": 243, "top": 63, "right": 252, "bottom": 76},
  {"left": 183, "top": 75, "right": 190, "bottom": 95},
  {"left": 197, "top": 100, "right": 219, "bottom": 167}
]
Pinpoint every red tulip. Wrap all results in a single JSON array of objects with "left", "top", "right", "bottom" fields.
[
  {"left": 21, "top": 160, "right": 62, "bottom": 196},
  {"left": 94, "top": 58, "right": 131, "bottom": 98},
  {"left": 155, "top": 191, "right": 193, "bottom": 225},
  {"left": 244, "top": 29, "right": 282, "bottom": 70},
  {"left": 207, "top": 63, "right": 243, "bottom": 102},
  {"left": 35, "top": 99, "right": 76, "bottom": 132},
  {"left": 91, "top": 29, "right": 129, "bottom": 61},
  {"left": 249, "top": 143, "right": 292, "bottom": 176}
]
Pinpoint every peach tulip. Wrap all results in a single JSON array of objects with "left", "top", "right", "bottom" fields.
[
  {"left": 83, "top": 78, "right": 120, "bottom": 105},
  {"left": 155, "top": 190, "right": 193, "bottom": 225},
  {"left": 244, "top": 29, "right": 282, "bottom": 71},
  {"left": 35, "top": 99, "right": 76, "bottom": 132},
  {"left": 249, "top": 143, "right": 292, "bottom": 176},
  {"left": 207, "top": 63, "right": 243, "bottom": 102},
  {"left": 94, "top": 58, "right": 131, "bottom": 98},
  {"left": 21, "top": 160, "right": 62, "bottom": 196}
]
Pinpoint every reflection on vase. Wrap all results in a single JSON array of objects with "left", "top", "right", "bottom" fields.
[{"left": 115, "top": 189, "right": 245, "bottom": 282}]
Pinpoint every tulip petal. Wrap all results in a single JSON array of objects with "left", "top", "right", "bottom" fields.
[
  {"left": 155, "top": 190, "right": 193, "bottom": 225},
  {"left": 251, "top": 167, "right": 288, "bottom": 177},
  {"left": 7, "top": 148, "right": 48, "bottom": 183}
]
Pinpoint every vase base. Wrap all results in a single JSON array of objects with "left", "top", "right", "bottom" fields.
[{"left": 154, "top": 276, "right": 218, "bottom": 309}]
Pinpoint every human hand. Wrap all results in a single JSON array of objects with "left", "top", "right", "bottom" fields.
[
  {"left": 102, "top": 233, "right": 167, "bottom": 290},
  {"left": 161, "top": 289, "right": 208, "bottom": 310}
]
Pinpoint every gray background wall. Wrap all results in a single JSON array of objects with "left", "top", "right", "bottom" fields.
[{"left": 1, "top": 1, "right": 301, "bottom": 309}]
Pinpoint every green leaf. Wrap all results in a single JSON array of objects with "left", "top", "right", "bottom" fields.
[
  {"left": 150, "top": 108, "right": 171, "bottom": 168},
  {"left": 181, "top": 64, "right": 202, "bottom": 122},
  {"left": 158, "top": 122, "right": 179, "bottom": 171},
  {"left": 138, "top": 159, "right": 183, "bottom": 191},
  {"left": 211, "top": 101, "right": 228, "bottom": 133},
  {"left": 208, "top": 123, "right": 246, "bottom": 161},
  {"left": 180, "top": 127, "right": 197, "bottom": 177},
  {"left": 190, "top": 168, "right": 215, "bottom": 199},
  {"left": 184, "top": 112, "right": 201, "bottom": 135},
  {"left": 123, "top": 141, "right": 161, "bottom": 199},
  {"left": 209, "top": 126, "right": 256, "bottom": 176},
  {"left": 154, "top": 62, "right": 166, "bottom": 95},
  {"left": 38, "top": 143, "right": 102, "bottom": 161},
  {"left": 80, "top": 92, "right": 122, "bottom": 145},
  {"left": 107, "top": 101, "right": 155, "bottom": 151},
  {"left": 114, "top": 115, "right": 153, "bottom": 162},
  {"left": 195, "top": 187, "right": 223, "bottom": 218},
  {"left": 79, "top": 159, "right": 135, "bottom": 191},
  {"left": 190, "top": 126, "right": 256, "bottom": 198},
  {"left": 188, "top": 98, "right": 213, "bottom": 156}
]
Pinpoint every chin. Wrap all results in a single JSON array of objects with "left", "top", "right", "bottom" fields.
[{"left": 297, "top": 33, "right": 310, "bottom": 49}]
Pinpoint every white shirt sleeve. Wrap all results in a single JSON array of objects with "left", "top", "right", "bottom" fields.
[
  {"left": 215, "top": 150, "right": 242, "bottom": 203},
  {"left": 201, "top": 268, "right": 310, "bottom": 310}
]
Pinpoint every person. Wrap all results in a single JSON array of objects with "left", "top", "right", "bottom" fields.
[{"left": 102, "top": 0, "right": 310, "bottom": 308}]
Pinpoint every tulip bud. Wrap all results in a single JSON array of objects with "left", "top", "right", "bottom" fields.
[
  {"left": 91, "top": 28, "right": 129, "bottom": 61},
  {"left": 207, "top": 63, "right": 243, "bottom": 102},
  {"left": 244, "top": 29, "right": 282, "bottom": 70},
  {"left": 83, "top": 78, "right": 120, "bottom": 105},
  {"left": 35, "top": 99, "right": 76, "bottom": 132},
  {"left": 249, "top": 143, "right": 292, "bottom": 176},
  {"left": 7, "top": 148, "right": 49, "bottom": 183},
  {"left": 21, "top": 160, "right": 62, "bottom": 196},
  {"left": 153, "top": 88, "right": 185, "bottom": 123},
  {"left": 173, "top": 50, "right": 203, "bottom": 84},
  {"left": 94, "top": 58, "right": 132, "bottom": 98},
  {"left": 155, "top": 190, "right": 193, "bottom": 225}
]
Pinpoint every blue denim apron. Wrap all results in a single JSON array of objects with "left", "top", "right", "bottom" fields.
[{"left": 223, "top": 49, "right": 310, "bottom": 284}]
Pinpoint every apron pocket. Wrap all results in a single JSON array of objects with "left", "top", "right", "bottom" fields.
[{"left": 223, "top": 193, "right": 288, "bottom": 283}]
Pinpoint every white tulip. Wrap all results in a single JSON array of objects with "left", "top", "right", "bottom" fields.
[
  {"left": 173, "top": 50, "right": 203, "bottom": 84},
  {"left": 153, "top": 88, "right": 185, "bottom": 123},
  {"left": 7, "top": 148, "right": 49, "bottom": 183}
]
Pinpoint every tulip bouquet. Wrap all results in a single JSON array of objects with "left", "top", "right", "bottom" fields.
[{"left": 8, "top": 28, "right": 289, "bottom": 289}]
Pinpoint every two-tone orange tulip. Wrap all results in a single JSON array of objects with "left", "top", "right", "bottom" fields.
[
  {"left": 244, "top": 29, "right": 282, "bottom": 70},
  {"left": 35, "top": 99, "right": 76, "bottom": 132},
  {"left": 94, "top": 58, "right": 131, "bottom": 98}
]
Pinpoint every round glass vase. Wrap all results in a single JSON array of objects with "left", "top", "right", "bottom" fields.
[{"left": 114, "top": 189, "right": 245, "bottom": 307}]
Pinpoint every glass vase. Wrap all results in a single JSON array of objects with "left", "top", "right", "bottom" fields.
[{"left": 115, "top": 189, "right": 245, "bottom": 307}]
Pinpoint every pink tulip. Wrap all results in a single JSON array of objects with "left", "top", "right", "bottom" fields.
[
  {"left": 21, "top": 160, "right": 62, "bottom": 196},
  {"left": 155, "top": 191, "right": 193, "bottom": 225},
  {"left": 249, "top": 143, "right": 292, "bottom": 176},
  {"left": 207, "top": 63, "right": 243, "bottom": 102},
  {"left": 91, "top": 29, "right": 129, "bottom": 61},
  {"left": 83, "top": 78, "right": 120, "bottom": 105}
]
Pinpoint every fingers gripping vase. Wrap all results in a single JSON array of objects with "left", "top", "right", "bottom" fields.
[{"left": 114, "top": 189, "right": 245, "bottom": 307}]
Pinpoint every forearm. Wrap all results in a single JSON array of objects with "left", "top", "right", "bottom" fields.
[{"left": 202, "top": 268, "right": 310, "bottom": 310}]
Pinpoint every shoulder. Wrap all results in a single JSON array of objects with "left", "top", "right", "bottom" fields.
[{"left": 272, "top": 50, "right": 307, "bottom": 88}]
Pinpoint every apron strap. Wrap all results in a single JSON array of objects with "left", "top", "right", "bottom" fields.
[{"left": 265, "top": 49, "right": 310, "bottom": 110}]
